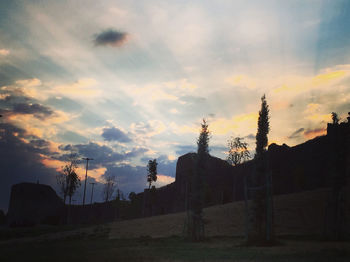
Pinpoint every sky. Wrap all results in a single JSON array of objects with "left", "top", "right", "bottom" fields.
[{"left": 1, "top": 0, "right": 350, "bottom": 210}]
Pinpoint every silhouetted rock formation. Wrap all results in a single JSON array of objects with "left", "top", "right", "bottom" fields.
[
  {"left": 6, "top": 120, "right": 349, "bottom": 227},
  {"left": 7, "top": 183, "right": 64, "bottom": 226},
  {"left": 142, "top": 121, "right": 349, "bottom": 217}
]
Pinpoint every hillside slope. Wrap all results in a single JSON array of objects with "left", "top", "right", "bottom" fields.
[{"left": 109, "top": 187, "right": 350, "bottom": 239}]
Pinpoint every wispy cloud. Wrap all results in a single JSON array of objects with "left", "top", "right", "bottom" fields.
[
  {"left": 288, "top": 128, "right": 305, "bottom": 139},
  {"left": 0, "top": 49, "right": 10, "bottom": 56}
]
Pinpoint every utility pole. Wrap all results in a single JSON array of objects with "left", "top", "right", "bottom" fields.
[
  {"left": 82, "top": 157, "right": 93, "bottom": 206},
  {"left": 89, "top": 182, "right": 96, "bottom": 205}
]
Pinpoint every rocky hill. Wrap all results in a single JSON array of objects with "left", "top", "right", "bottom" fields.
[{"left": 141, "top": 119, "right": 349, "bottom": 217}]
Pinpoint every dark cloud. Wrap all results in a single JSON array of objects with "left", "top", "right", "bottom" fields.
[
  {"left": 0, "top": 123, "right": 58, "bottom": 211},
  {"left": 59, "top": 142, "right": 148, "bottom": 169},
  {"left": 210, "top": 145, "right": 227, "bottom": 153},
  {"left": 12, "top": 103, "right": 53, "bottom": 119},
  {"left": 175, "top": 145, "right": 196, "bottom": 156},
  {"left": 140, "top": 154, "right": 177, "bottom": 177},
  {"left": 288, "top": 128, "right": 305, "bottom": 139},
  {"left": 102, "top": 127, "right": 132, "bottom": 143},
  {"left": 102, "top": 160, "right": 176, "bottom": 199},
  {"left": 175, "top": 144, "right": 225, "bottom": 156},
  {"left": 245, "top": 134, "right": 255, "bottom": 140},
  {"left": 0, "top": 86, "right": 54, "bottom": 120},
  {"left": 93, "top": 29, "right": 128, "bottom": 47},
  {"left": 102, "top": 165, "right": 146, "bottom": 196},
  {"left": 156, "top": 155, "right": 176, "bottom": 177}
]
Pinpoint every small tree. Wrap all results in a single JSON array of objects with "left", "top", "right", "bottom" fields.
[
  {"left": 227, "top": 137, "right": 251, "bottom": 166},
  {"left": 128, "top": 192, "right": 137, "bottom": 203},
  {"left": 147, "top": 159, "right": 158, "bottom": 189},
  {"left": 331, "top": 112, "right": 340, "bottom": 124},
  {"left": 56, "top": 172, "right": 69, "bottom": 204},
  {"left": 102, "top": 175, "right": 117, "bottom": 202},
  {"left": 227, "top": 137, "right": 251, "bottom": 202},
  {"left": 56, "top": 153, "right": 81, "bottom": 205}
]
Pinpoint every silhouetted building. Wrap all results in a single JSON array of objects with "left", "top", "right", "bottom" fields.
[{"left": 7, "top": 183, "right": 64, "bottom": 226}]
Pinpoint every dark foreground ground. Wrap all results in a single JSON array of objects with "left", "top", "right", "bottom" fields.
[
  {"left": 1, "top": 226, "right": 349, "bottom": 262},
  {"left": 1, "top": 187, "right": 349, "bottom": 261}
]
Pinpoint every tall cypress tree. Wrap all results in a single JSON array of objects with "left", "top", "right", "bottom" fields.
[
  {"left": 187, "top": 119, "right": 210, "bottom": 241},
  {"left": 248, "top": 94, "right": 271, "bottom": 244}
]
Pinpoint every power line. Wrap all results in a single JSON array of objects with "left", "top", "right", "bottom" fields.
[{"left": 89, "top": 182, "right": 96, "bottom": 205}]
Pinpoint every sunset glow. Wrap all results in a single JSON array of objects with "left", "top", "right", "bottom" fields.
[{"left": 1, "top": 0, "right": 349, "bottom": 209}]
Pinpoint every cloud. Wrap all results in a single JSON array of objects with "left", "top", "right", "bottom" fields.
[
  {"left": 0, "top": 122, "right": 58, "bottom": 211},
  {"left": 154, "top": 174, "right": 175, "bottom": 188},
  {"left": 288, "top": 128, "right": 305, "bottom": 139},
  {"left": 0, "top": 49, "right": 10, "bottom": 56},
  {"left": 102, "top": 161, "right": 176, "bottom": 197},
  {"left": 303, "top": 128, "right": 326, "bottom": 139},
  {"left": 58, "top": 142, "right": 148, "bottom": 169},
  {"left": 93, "top": 29, "right": 128, "bottom": 47},
  {"left": 245, "top": 134, "right": 255, "bottom": 140},
  {"left": 208, "top": 112, "right": 258, "bottom": 136},
  {"left": 102, "top": 164, "right": 147, "bottom": 195},
  {"left": 12, "top": 103, "right": 54, "bottom": 119},
  {"left": 52, "top": 78, "right": 101, "bottom": 98},
  {"left": 102, "top": 126, "right": 132, "bottom": 143},
  {"left": 131, "top": 120, "right": 167, "bottom": 139},
  {"left": 175, "top": 145, "right": 196, "bottom": 155}
]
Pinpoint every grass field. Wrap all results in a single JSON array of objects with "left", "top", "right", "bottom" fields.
[
  {"left": 108, "top": 187, "right": 350, "bottom": 239},
  {"left": 1, "top": 234, "right": 349, "bottom": 262},
  {"left": 1, "top": 188, "right": 349, "bottom": 261}
]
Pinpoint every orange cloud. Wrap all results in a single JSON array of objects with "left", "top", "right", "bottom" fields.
[
  {"left": 303, "top": 128, "right": 326, "bottom": 139},
  {"left": 0, "top": 49, "right": 10, "bottom": 56},
  {"left": 41, "top": 157, "right": 106, "bottom": 181},
  {"left": 154, "top": 174, "right": 175, "bottom": 187},
  {"left": 305, "top": 113, "right": 331, "bottom": 123},
  {"left": 41, "top": 158, "right": 65, "bottom": 172}
]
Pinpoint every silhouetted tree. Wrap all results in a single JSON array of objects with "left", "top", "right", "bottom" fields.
[
  {"left": 56, "top": 153, "right": 81, "bottom": 205},
  {"left": 227, "top": 137, "right": 251, "bottom": 166},
  {"left": 187, "top": 119, "right": 210, "bottom": 241},
  {"left": 128, "top": 192, "right": 137, "bottom": 203},
  {"left": 227, "top": 137, "right": 251, "bottom": 202},
  {"left": 331, "top": 112, "right": 340, "bottom": 124},
  {"left": 102, "top": 175, "right": 116, "bottom": 202},
  {"left": 147, "top": 159, "right": 158, "bottom": 189},
  {"left": 56, "top": 173, "right": 69, "bottom": 204},
  {"left": 247, "top": 94, "right": 273, "bottom": 244},
  {"left": 324, "top": 112, "right": 348, "bottom": 240}
]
